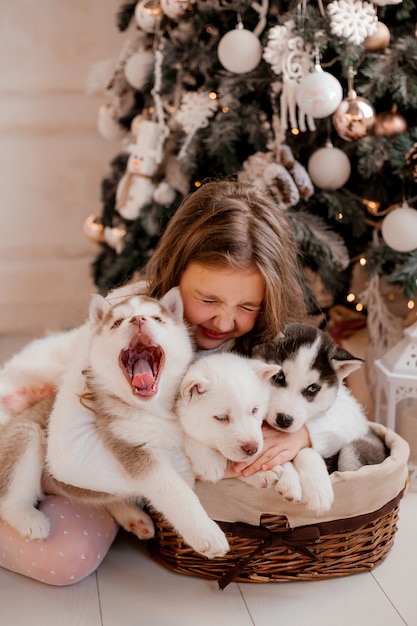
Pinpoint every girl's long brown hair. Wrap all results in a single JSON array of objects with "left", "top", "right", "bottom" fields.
[{"left": 144, "top": 180, "right": 307, "bottom": 352}]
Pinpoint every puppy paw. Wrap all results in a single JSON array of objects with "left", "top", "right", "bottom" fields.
[
  {"left": 1, "top": 506, "right": 50, "bottom": 540},
  {"left": 107, "top": 502, "right": 155, "bottom": 539},
  {"left": 195, "top": 465, "right": 227, "bottom": 483},
  {"left": 185, "top": 520, "right": 229, "bottom": 559},
  {"left": 2, "top": 384, "right": 56, "bottom": 415},
  {"left": 275, "top": 463, "right": 303, "bottom": 502},
  {"left": 241, "top": 467, "right": 282, "bottom": 489},
  {"left": 128, "top": 515, "right": 155, "bottom": 539},
  {"left": 303, "top": 485, "right": 334, "bottom": 515},
  {"left": 294, "top": 449, "right": 335, "bottom": 514}
]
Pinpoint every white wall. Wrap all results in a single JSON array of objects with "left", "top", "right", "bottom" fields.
[{"left": 0, "top": 1, "right": 124, "bottom": 336}]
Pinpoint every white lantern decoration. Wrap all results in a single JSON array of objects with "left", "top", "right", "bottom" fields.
[
  {"left": 296, "top": 67, "right": 343, "bottom": 119},
  {"left": 381, "top": 203, "right": 417, "bottom": 252},
  {"left": 307, "top": 143, "right": 351, "bottom": 190},
  {"left": 374, "top": 321, "right": 417, "bottom": 467},
  {"left": 217, "top": 24, "right": 263, "bottom": 74}
]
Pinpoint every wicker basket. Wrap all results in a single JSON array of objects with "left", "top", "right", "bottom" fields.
[{"left": 147, "top": 424, "right": 410, "bottom": 589}]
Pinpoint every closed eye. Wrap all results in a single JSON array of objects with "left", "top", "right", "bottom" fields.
[
  {"left": 251, "top": 407, "right": 259, "bottom": 416},
  {"left": 152, "top": 316, "right": 163, "bottom": 323},
  {"left": 214, "top": 414, "right": 229, "bottom": 423},
  {"left": 111, "top": 319, "right": 124, "bottom": 329}
]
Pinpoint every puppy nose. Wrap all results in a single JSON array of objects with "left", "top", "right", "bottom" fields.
[
  {"left": 130, "top": 315, "right": 146, "bottom": 328},
  {"left": 276, "top": 413, "right": 293, "bottom": 429},
  {"left": 241, "top": 441, "right": 259, "bottom": 456}
]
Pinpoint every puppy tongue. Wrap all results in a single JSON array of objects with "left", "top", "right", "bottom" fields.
[{"left": 132, "top": 358, "right": 154, "bottom": 390}]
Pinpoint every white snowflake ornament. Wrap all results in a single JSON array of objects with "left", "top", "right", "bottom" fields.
[
  {"left": 327, "top": 0, "right": 377, "bottom": 46},
  {"left": 175, "top": 91, "right": 218, "bottom": 159}
]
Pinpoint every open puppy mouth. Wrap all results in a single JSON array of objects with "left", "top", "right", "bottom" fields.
[{"left": 119, "top": 335, "right": 164, "bottom": 398}]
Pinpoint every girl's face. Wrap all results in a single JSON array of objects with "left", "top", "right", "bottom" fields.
[{"left": 179, "top": 262, "right": 265, "bottom": 350}]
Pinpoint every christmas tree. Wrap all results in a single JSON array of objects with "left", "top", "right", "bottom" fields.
[{"left": 85, "top": 0, "right": 417, "bottom": 353}]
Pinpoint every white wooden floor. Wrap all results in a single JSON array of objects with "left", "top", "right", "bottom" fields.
[{"left": 1, "top": 335, "right": 417, "bottom": 626}]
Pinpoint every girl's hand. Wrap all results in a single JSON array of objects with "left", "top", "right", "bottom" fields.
[{"left": 230, "top": 423, "right": 311, "bottom": 477}]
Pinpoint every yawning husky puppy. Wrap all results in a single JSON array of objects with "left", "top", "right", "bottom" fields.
[
  {"left": 252, "top": 323, "right": 386, "bottom": 513},
  {"left": 177, "top": 352, "right": 280, "bottom": 483},
  {"left": 0, "top": 288, "right": 229, "bottom": 559}
]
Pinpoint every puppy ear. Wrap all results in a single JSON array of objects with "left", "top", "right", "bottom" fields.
[
  {"left": 331, "top": 345, "right": 364, "bottom": 380},
  {"left": 250, "top": 359, "right": 281, "bottom": 381},
  {"left": 180, "top": 375, "right": 209, "bottom": 400},
  {"left": 161, "top": 287, "right": 184, "bottom": 322},
  {"left": 89, "top": 294, "right": 111, "bottom": 325}
]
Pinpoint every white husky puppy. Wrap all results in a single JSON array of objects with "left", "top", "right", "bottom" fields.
[
  {"left": 0, "top": 288, "right": 229, "bottom": 559},
  {"left": 252, "top": 323, "right": 386, "bottom": 514},
  {"left": 177, "top": 352, "right": 280, "bottom": 483}
]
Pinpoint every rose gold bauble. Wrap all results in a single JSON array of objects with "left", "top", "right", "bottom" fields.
[
  {"left": 374, "top": 108, "right": 407, "bottom": 137},
  {"left": 333, "top": 94, "right": 375, "bottom": 141},
  {"left": 364, "top": 21, "right": 390, "bottom": 51},
  {"left": 84, "top": 215, "right": 105, "bottom": 243}
]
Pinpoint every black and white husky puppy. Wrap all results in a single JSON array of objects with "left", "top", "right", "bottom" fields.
[
  {"left": 0, "top": 288, "right": 229, "bottom": 559},
  {"left": 252, "top": 323, "right": 386, "bottom": 513}
]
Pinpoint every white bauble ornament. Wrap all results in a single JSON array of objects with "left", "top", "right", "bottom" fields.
[
  {"left": 135, "top": 0, "right": 162, "bottom": 33},
  {"left": 308, "top": 145, "right": 351, "bottom": 190},
  {"left": 381, "top": 204, "right": 417, "bottom": 252},
  {"left": 153, "top": 180, "right": 176, "bottom": 206},
  {"left": 217, "top": 26, "right": 262, "bottom": 74},
  {"left": 97, "top": 102, "right": 125, "bottom": 140},
  {"left": 160, "top": 0, "right": 192, "bottom": 20},
  {"left": 296, "top": 69, "right": 343, "bottom": 119},
  {"left": 124, "top": 50, "right": 154, "bottom": 90}
]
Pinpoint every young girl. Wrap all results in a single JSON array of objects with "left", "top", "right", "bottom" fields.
[{"left": 0, "top": 179, "right": 310, "bottom": 585}]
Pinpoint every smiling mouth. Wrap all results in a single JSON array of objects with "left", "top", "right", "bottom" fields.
[
  {"left": 200, "top": 327, "right": 230, "bottom": 340},
  {"left": 119, "top": 336, "right": 164, "bottom": 398}
]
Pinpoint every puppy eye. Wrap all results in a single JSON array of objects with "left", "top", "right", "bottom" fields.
[
  {"left": 214, "top": 414, "right": 229, "bottom": 423},
  {"left": 305, "top": 383, "right": 321, "bottom": 397},
  {"left": 272, "top": 371, "right": 286, "bottom": 386},
  {"left": 152, "top": 316, "right": 163, "bottom": 323},
  {"left": 111, "top": 319, "right": 123, "bottom": 329},
  {"left": 251, "top": 407, "right": 259, "bottom": 416}
]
